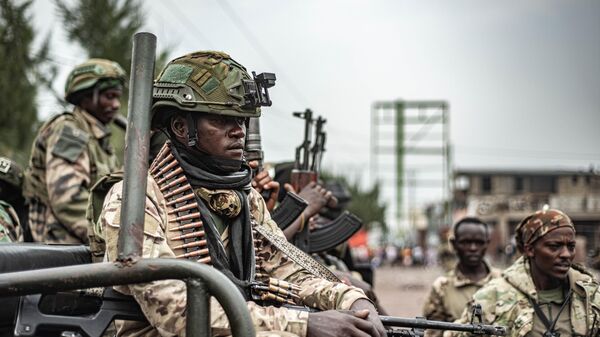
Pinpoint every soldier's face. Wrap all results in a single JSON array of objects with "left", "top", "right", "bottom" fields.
[
  {"left": 452, "top": 223, "right": 488, "bottom": 268},
  {"left": 82, "top": 87, "right": 123, "bottom": 124},
  {"left": 194, "top": 115, "right": 247, "bottom": 160},
  {"left": 525, "top": 227, "right": 575, "bottom": 286}
]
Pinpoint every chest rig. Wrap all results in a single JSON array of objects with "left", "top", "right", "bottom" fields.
[{"left": 149, "top": 142, "right": 300, "bottom": 305}]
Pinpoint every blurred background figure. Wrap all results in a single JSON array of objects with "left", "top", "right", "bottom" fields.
[
  {"left": 422, "top": 217, "right": 501, "bottom": 337},
  {"left": 22, "top": 58, "right": 125, "bottom": 244},
  {"left": 0, "top": 156, "right": 27, "bottom": 242}
]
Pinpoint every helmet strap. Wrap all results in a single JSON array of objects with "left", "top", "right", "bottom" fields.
[
  {"left": 91, "top": 87, "right": 100, "bottom": 111},
  {"left": 186, "top": 113, "right": 198, "bottom": 147}
]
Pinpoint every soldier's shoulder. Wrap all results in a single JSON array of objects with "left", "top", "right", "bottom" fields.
[
  {"left": 570, "top": 264, "right": 600, "bottom": 298},
  {"left": 46, "top": 115, "right": 90, "bottom": 163},
  {"left": 432, "top": 274, "right": 451, "bottom": 291},
  {"left": 39, "top": 111, "right": 78, "bottom": 131},
  {"left": 473, "top": 277, "right": 512, "bottom": 300}
]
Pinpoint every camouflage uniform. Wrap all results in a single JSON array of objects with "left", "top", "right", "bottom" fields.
[
  {"left": 0, "top": 200, "right": 19, "bottom": 242},
  {"left": 0, "top": 156, "right": 24, "bottom": 242},
  {"left": 23, "top": 107, "right": 119, "bottom": 243},
  {"left": 423, "top": 261, "right": 501, "bottom": 337},
  {"left": 450, "top": 256, "right": 600, "bottom": 337},
  {"left": 23, "top": 59, "right": 124, "bottom": 244},
  {"left": 99, "top": 175, "right": 368, "bottom": 337}
]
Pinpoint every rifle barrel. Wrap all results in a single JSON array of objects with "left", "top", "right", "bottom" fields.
[{"left": 380, "top": 316, "right": 506, "bottom": 336}]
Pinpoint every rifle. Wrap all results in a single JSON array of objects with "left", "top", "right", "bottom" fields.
[
  {"left": 382, "top": 305, "right": 506, "bottom": 337},
  {"left": 245, "top": 117, "right": 308, "bottom": 228},
  {"left": 290, "top": 110, "right": 367, "bottom": 253}
]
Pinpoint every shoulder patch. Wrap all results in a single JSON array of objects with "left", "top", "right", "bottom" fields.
[{"left": 52, "top": 125, "right": 89, "bottom": 163}]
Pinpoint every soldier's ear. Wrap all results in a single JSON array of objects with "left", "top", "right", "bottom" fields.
[
  {"left": 449, "top": 236, "right": 457, "bottom": 250},
  {"left": 170, "top": 115, "right": 189, "bottom": 141},
  {"left": 524, "top": 243, "right": 535, "bottom": 258}
]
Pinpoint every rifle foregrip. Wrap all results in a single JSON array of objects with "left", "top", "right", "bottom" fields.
[{"left": 272, "top": 192, "right": 308, "bottom": 230}]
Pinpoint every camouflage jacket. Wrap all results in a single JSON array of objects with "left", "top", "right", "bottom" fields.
[
  {"left": 450, "top": 257, "right": 600, "bottom": 337},
  {"left": 23, "top": 107, "right": 119, "bottom": 244},
  {"left": 0, "top": 200, "right": 19, "bottom": 242},
  {"left": 423, "top": 261, "right": 501, "bottom": 337},
  {"left": 99, "top": 175, "right": 368, "bottom": 337}
]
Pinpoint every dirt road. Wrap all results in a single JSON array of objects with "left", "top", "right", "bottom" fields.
[{"left": 373, "top": 265, "right": 444, "bottom": 317}]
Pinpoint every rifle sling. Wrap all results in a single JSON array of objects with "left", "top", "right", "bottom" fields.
[
  {"left": 253, "top": 222, "right": 340, "bottom": 283},
  {"left": 528, "top": 289, "right": 572, "bottom": 336}
]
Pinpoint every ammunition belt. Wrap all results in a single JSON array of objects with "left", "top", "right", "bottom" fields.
[
  {"left": 150, "top": 142, "right": 210, "bottom": 264},
  {"left": 150, "top": 142, "right": 301, "bottom": 306}
]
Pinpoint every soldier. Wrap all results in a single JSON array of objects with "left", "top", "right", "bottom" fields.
[
  {"left": 423, "top": 217, "right": 501, "bottom": 337},
  {"left": 451, "top": 209, "right": 600, "bottom": 337},
  {"left": 0, "top": 157, "right": 24, "bottom": 242},
  {"left": 23, "top": 59, "right": 125, "bottom": 244},
  {"left": 97, "top": 51, "right": 385, "bottom": 337}
]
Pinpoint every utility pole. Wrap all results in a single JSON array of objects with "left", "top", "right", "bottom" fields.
[{"left": 371, "top": 99, "right": 452, "bottom": 231}]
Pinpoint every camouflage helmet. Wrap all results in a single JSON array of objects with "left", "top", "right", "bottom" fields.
[
  {"left": 65, "top": 58, "right": 127, "bottom": 104},
  {"left": 152, "top": 51, "right": 275, "bottom": 128},
  {"left": 0, "top": 157, "right": 23, "bottom": 190}
]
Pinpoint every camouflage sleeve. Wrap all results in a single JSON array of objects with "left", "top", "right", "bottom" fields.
[
  {"left": 422, "top": 277, "right": 450, "bottom": 337},
  {"left": 447, "top": 280, "right": 502, "bottom": 337},
  {"left": 45, "top": 122, "right": 91, "bottom": 242},
  {"left": 0, "top": 202, "right": 19, "bottom": 242},
  {"left": 250, "top": 189, "right": 368, "bottom": 311},
  {"left": 101, "top": 180, "right": 309, "bottom": 337}
]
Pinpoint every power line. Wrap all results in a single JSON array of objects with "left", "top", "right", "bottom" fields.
[
  {"left": 159, "top": 1, "right": 213, "bottom": 49},
  {"left": 215, "top": 0, "right": 309, "bottom": 107}
]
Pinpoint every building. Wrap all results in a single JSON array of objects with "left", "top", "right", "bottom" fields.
[{"left": 453, "top": 168, "right": 600, "bottom": 263}]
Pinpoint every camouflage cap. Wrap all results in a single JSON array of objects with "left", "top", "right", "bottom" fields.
[
  {"left": 152, "top": 51, "right": 273, "bottom": 127},
  {"left": 515, "top": 208, "right": 575, "bottom": 247},
  {"left": 0, "top": 157, "right": 23, "bottom": 189},
  {"left": 65, "top": 58, "right": 127, "bottom": 104}
]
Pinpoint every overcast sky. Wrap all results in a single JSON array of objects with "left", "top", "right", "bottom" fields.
[{"left": 32, "top": 0, "right": 600, "bottom": 223}]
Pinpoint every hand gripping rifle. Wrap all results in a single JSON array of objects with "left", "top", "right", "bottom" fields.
[
  {"left": 245, "top": 117, "right": 308, "bottom": 228},
  {"left": 381, "top": 305, "right": 506, "bottom": 337}
]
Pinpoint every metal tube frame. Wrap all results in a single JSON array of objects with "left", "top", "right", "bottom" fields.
[
  {"left": 118, "top": 32, "right": 155, "bottom": 260},
  {"left": 0, "top": 259, "right": 256, "bottom": 337}
]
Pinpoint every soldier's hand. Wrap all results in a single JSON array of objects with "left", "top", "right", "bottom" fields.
[
  {"left": 349, "top": 299, "right": 386, "bottom": 337},
  {"left": 248, "top": 161, "right": 280, "bottom": 211},
  {"left": 287, "top": 181, "right": 333, "bottom": 218},
  {"left": 308, "top": 309, "right": 384, "bottom": 337}
]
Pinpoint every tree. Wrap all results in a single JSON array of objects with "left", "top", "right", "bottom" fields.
[
  {"left": 55, "top": 0, "right": 143, "bottom": 70},
  {"left": 321, "top": 172, "right": 388, "bottom": 232},
  {"left": 0, "top": 0, "right": 54, "bottom": 164},
  {"left": 55, "top": 0, "right": 170, "bottom": 161}
]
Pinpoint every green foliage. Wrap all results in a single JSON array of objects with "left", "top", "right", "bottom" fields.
[
  {"left": 321, "top": 172, "right": 388, "bottom": 232},
  {"left": 55, "top": 0, "right": 143, "bottom": 69},
  {"left": 0, "top": 0, "right": 54, "bottom": 164},
  {"left": 55, "top": 0, "right": 170, "bottom": 163}
]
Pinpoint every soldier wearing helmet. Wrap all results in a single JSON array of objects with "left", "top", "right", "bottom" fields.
[
  {"left": 97, "top": 51, "right": 385, "bottom": 337},
  {"left": 23, "top": 58, "right": 125, "bottom": 244},
  {"left": 0, "top": 157, "right": 25, "bottom": 242},
  {"left": 450, "top": 209, "right": 600, "bottom": 337}
]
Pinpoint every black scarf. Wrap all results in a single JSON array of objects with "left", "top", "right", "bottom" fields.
[{"left": 170, "top": 142, "right": 256, "bottom": 299}]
